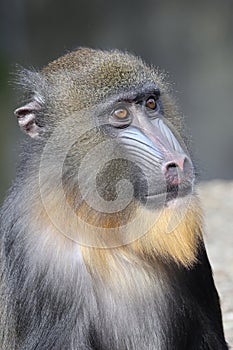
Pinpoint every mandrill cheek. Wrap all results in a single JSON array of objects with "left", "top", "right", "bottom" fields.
[
  {"left": 95, "top": 158, "right": 147, "bottom": 203},
  {"left": 117, "top": 121, "right": 194, "bottom": 207}
]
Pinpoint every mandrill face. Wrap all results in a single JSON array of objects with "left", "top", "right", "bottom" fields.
[{"left": 94, "top": 83, "right": 194, "bottom": 210}]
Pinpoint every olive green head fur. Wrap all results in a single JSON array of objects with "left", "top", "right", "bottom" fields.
[{"left": 17, "top": 48, "right": 184, "bottom": 135}]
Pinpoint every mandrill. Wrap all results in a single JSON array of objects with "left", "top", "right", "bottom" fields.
[{"left": 0, "top": 48, "right": 228, "bottom": 349}]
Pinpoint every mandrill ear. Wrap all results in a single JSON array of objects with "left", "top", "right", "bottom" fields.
[{"left": 14, "top": 100, "right": 44, "bottom": 139}]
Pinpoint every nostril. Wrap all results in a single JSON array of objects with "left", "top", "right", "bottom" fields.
[
  {"left": 162, "top": 156, "right": 193, "bottom": 186},
  {"left": 163, "top": 156, "right": 192, "bottom": 174},
  {"left": 163, "top": 160, "right": 184, "bottom": 176},
  {"left": 166, "top": 162, "right": 178, "bottom": 171},
  {"left": 183, "top": 157, "right": 193, "bottom": 174}
]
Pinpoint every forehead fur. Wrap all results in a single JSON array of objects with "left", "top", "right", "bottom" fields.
[
  {"left": 17, "top": 48, "right": 173, "bottom": 126},
  {"left": 39, "top": 48, "right": 167, "bottom": 110}
]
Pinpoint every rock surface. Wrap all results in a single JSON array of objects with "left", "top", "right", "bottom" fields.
[{"left": 198, "top": 181, "right": 233, "bottom": 346}]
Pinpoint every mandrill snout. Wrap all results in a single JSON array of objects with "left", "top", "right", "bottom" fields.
[
  {"left": 162, "top": 155, "right": 193, "bottom": 187},
  {"left": 161, "top": 155, "right": 194, "bottom": 202}
]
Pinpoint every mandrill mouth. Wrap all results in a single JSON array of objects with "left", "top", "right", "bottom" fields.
[
  {"left": 165, "top": 182, "right": 193, "bottom": 202},
  {"left": 140, "top": 157, "right": 194, "bottom": 208},
  {"left": 143, "top": 182, "right": 193, "bottom": 209}
]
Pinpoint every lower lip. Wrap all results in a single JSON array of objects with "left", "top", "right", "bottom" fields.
[
  {"left": 144, "top": 186, "right": 193, "bottom": 208},
  {"left": 166, "top": 187, "right": 192, "bottom": 201}
]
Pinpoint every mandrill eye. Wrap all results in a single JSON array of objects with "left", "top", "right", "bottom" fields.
[
  {"left": 113, "top": 108, "right": 128, "bottom": 119},
  {"left": 110, "top": 106, "right": 131, "bottom": 128},
  {"left": 145, "top": 97, "right": 157, "bottom": 110}
]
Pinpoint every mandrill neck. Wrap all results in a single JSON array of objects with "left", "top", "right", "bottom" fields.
[
  {"left": 27, "top": 169, "right": 203, "bottom": 290},
  {"left": 80, "top": 193, "right": 203, "bottom": 285}
]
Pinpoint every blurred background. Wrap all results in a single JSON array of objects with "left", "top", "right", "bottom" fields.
[{"left": 0, "top": 0, "right": 233, "bottom": 201}]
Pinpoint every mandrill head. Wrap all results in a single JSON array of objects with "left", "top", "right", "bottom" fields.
[{"left": 14, "top": 48, "right": 202, "bottom": 270}]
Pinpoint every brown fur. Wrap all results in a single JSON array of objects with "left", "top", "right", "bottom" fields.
[{"left": 30, "top": 185, "right": 202, "bottom": 287}]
